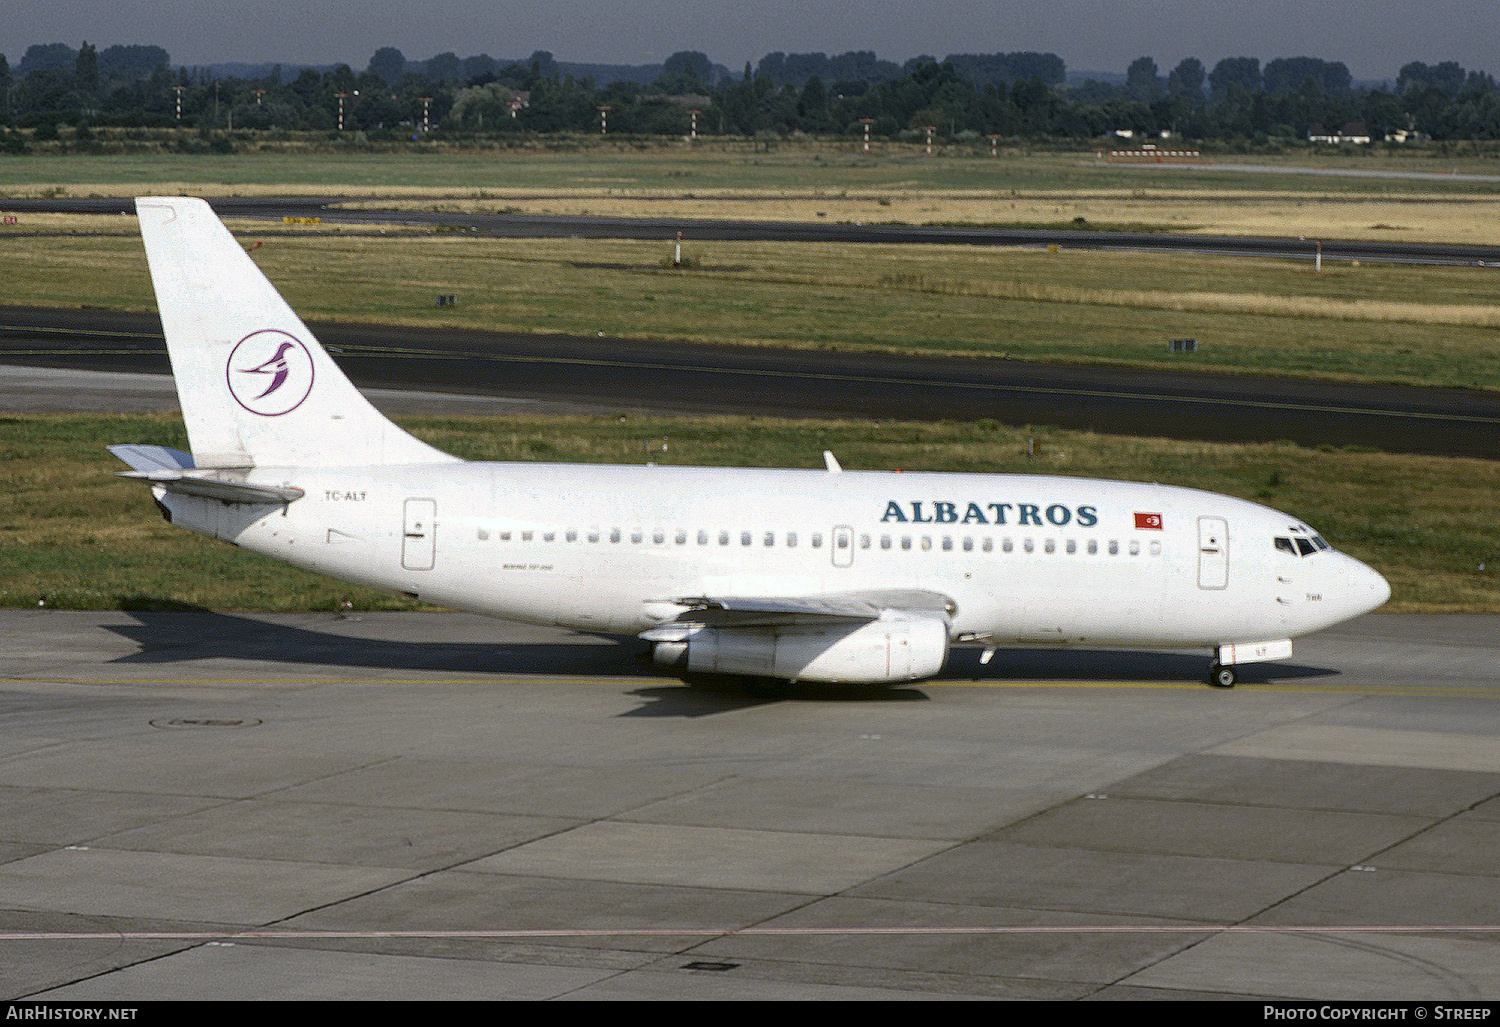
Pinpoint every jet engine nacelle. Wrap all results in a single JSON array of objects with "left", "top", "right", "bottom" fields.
[{"left": 651, "top": 615, "right": 950, "bottom": 683}]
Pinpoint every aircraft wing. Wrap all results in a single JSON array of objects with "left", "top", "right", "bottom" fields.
[{"left": 642, "top": 589, "right": 956, "bottom": 638}]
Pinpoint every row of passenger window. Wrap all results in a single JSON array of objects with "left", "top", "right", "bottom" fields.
[
  {"left": 476, "top": 526, "right": 1162, "bottom": 557},
  {"left": 864, "top": 535, "right": 1160, "bottom": 556}
]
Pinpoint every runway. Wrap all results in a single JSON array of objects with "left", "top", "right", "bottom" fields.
[
  {"left": 1, "top": 609, "right": 1497, "bottom": 999},
  {"left": 7, "top": 194, "right": 1500, "bottom": 266},
  {"left": 4, "top": 306, "right": 1498, "bottom": 459}
]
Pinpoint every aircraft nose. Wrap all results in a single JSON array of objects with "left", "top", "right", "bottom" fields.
[{"left": 1339, "top": 553, "right": 1391, "bottom": 619}]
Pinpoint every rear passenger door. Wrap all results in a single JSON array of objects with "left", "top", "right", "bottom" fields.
[{"left": 403, "top": 498, "right": 436, "bottom": 570}]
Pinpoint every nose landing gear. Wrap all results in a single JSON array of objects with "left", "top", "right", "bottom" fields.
[{"left": 1207, "top": 662, "right": 1237, "bottom": 688}]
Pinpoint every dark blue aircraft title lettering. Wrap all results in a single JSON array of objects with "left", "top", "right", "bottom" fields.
[{"left": 882, "top": 501, "right": 1098, "bottom": 527}]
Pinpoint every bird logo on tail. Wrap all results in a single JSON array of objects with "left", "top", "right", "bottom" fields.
[
  {"left": 241, "top": 340, "right": 298, "bottom": 399},
  {"left": 225, "top": 330, "right": 315, "bottom": 416}
]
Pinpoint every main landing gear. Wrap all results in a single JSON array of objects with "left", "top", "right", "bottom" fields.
[{"left": 1207, "top": 662, "right": 1237, "bottom": 688}]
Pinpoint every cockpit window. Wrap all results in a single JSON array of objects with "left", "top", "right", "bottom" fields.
[{"left": 1276, "top": 534, "right": 1332, "bottom": 557}]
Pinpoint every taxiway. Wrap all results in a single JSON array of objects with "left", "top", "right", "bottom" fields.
[
  {"left": 5, "top": 306, "right": 1497, "bottom": 459},
  {"left": 1, "top": 609, "right": 1497, "bottom": 1000}
]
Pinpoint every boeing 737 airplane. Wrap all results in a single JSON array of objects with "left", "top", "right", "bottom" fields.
[{"left": 112, "top": 197, "right": 1390, "bottom": 690}]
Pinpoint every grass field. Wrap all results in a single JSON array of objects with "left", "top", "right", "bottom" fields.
[
  {"left": 1, "top": 413, "right": 1495, "bottom": 614},
  {"left": 1, "top": 142, "right": 1498, "bottom": 191},
  {"left": 0, "top": 149, "right": 1494, "bottom": 614},
  {"left": 3, "top": 148, "right": 1498, "bottom": 392},
  {"left": 3, "top": 224, "right": 1497, "bottom": 390}
]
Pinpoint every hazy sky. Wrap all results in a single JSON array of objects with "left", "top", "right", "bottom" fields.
[{"left": 5, "top": 0, "right": 1495, "bottom": 81}]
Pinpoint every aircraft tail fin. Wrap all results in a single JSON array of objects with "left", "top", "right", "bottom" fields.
[{"left": 134, "top": 196, "right": 458, "bottom": 468}]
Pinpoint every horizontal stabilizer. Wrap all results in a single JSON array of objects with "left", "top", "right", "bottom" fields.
[
  {"left": 108, "top": 443, "right": 197, "bottom": 474},
  {"left": 109, "top": 444, "right": 303, "bottom": 504}
]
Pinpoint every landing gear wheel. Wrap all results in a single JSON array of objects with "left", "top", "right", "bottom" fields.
[{"left": 1208, "top": 663, "right": 1237, "bottom": 688}]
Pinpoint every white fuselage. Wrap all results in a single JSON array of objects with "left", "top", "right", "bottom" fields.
[
  {"left": 125, "top": 196, "right": 1392, "bottom": 687},
  {"left": 159, "top": 462, "right": 1390, "bottom": 648}
]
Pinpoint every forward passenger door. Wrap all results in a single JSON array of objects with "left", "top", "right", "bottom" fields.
[{"left": 1197, "top": 516, "right": 1228, "bottom": 589}]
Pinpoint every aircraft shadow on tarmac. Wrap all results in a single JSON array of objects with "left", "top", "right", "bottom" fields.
[
  {"left": 104, "top": 606, "right": 646, "bottom": 676},
  {"left": 100, "top": 607, "right": 1339, "bottom": 716}
]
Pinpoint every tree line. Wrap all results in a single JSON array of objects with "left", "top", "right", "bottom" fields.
[{"left": 2, "top": 42, "right": 1498, "bottom": 147}]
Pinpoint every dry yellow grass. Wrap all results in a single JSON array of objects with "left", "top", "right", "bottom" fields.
[
  {"left": 4, "top": 228, "right": 1497, "bottom": 389},
  {"left": 8, "top": 175, "right": 1500, "bottom": 246},
  {"left": 345, "top": 188, "right": 1500, "bottom": 246},
  {"left": 0, "top": 182, "right": 456, "bottom": 200},
  {"left": 14, "top": 224, "right": 1494, "bottom": 331},
  {"left": 867, "top": 271, "right": 1500, "bottom": 329}
]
